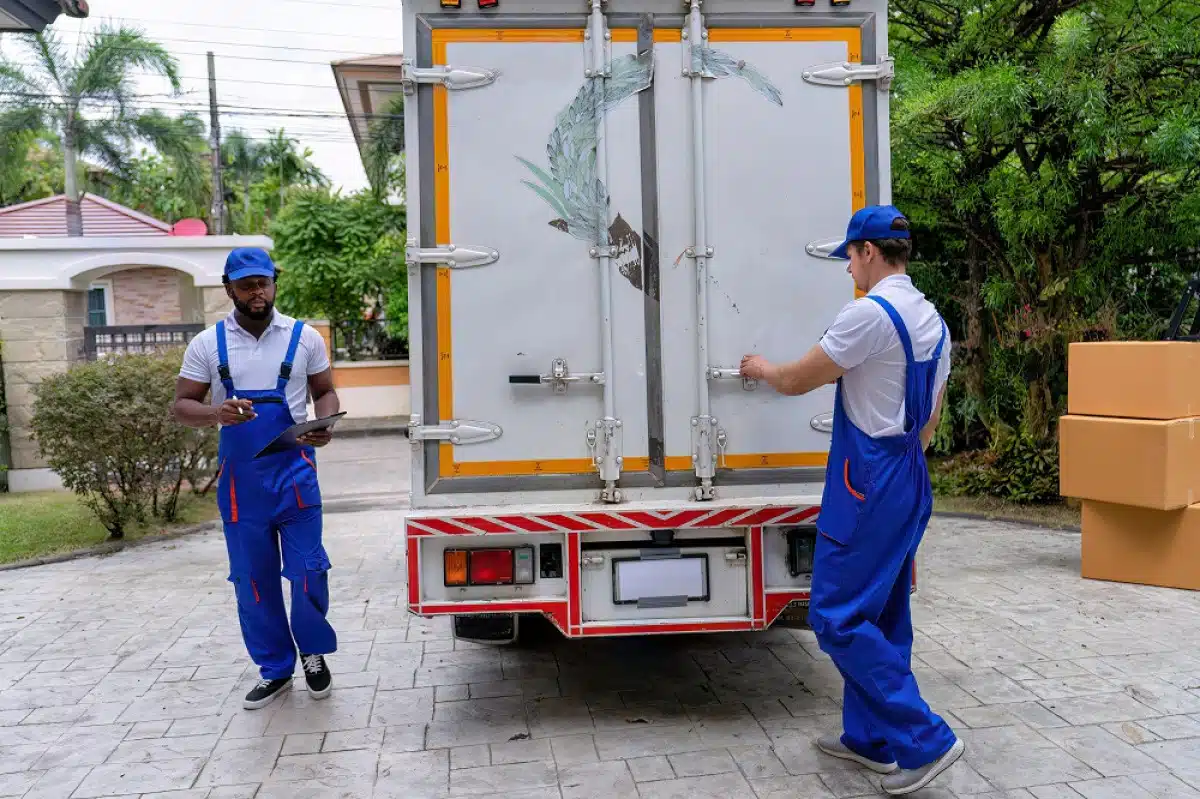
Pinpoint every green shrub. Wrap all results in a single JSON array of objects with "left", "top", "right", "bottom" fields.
[
  {"left": 29, "top": 349, "right": 217, "bottom": 538},
  {"left": 931, "top": 434, "right": 1061, "bottom": 505}
]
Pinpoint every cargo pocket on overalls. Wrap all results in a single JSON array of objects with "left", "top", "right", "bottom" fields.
[
  {"left": 815, "top": 458, "right": 870, "bottom": 546},
  {"left": 294, "top": 550, "right": 332, "bottom": 615},
  {"left": 292, "top": 450, "right": 322, "bottom": 510},
  {"left": 227, "top": 571, "right": 261, "bottom": 610},
  {"left": 216, "top": 459, "right": 239, "bottom": 523}
]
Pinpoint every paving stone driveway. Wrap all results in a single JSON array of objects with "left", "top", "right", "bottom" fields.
[{"left": 3, "top": 440, "right": 1200, "bottom": 798}]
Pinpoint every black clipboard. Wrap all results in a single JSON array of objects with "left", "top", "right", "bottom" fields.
[{"left": 254, "top": 412, "right": 347, "bottom": 459}]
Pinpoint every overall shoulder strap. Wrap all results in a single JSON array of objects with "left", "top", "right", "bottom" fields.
[
  {"left": 277, "top": 320, "right": 305, "bottom": 389},
  {"left": 866, "top": 295, "right": 915, "bottom": 365},
  {"left": 215, "top": 321, "right": 236, "bottom": 394},
  {"left": 931, "top": 317, "right": 948, "bottom": 362}
]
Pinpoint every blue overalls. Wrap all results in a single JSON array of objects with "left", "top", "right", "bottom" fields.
[
  {"left": 215, "top": 319, "right": 337, "bottom": 681},
  {"left": 809, "top": 295, "right": 958, "bottom": 770}
]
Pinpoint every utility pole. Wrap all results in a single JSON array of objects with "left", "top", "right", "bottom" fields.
[{"left": 207, "top": 51, "right": 225, "bottom": 234}]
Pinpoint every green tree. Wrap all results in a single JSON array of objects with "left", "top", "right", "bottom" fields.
[
  {"left": 0, "top": 25, "right": 198, "bottom": 235},
  {"left": 363, "top": 95, "right": 406, "bottom": 201},
  {"left": 893, "top": 0, "right": 1200, "bottom": 454},
  {"left": 98, "top": 146, "right": 212, "bottom": 225},
  {"left": 0, "top": 120, "right": 63, "bottom": 207},
  {"left": 222, "top": 129, "right": 267, "bottom": 231},
  {"left": 270, "top": 189, "right": 408, "bottom": 358},
  {"left": 259, "top": 129, "right": 329, "bottom": 219}
]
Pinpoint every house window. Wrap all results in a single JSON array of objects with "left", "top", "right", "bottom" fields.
[{"left": 87, "top": 282, "right": 112, "bottom": 327}]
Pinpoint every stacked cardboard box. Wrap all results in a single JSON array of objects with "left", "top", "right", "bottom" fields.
[{"left": 1060, "top": 342, "right": 1200, "bottom": 590}]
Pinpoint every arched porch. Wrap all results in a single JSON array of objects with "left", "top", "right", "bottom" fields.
[{"left": 0, "top": 234, "right": 271, "bottom": 491}]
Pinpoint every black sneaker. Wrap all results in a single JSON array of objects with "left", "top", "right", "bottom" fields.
[
  {"left": 301, "top": 653, "right": 332, "bottom": 699},
  {"left": 243, "top": 677, "right": 292, "bottom": 710}
]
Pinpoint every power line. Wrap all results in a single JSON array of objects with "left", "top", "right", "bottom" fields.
[
  {"left": 5, "top": 59, "right": 396, "bottom": 94},
  {"left": 78, "top": 14, "right": 402, "bottom": 43},
  {"left": 1, "top": 90, "right": 402, "bottom": 122},
  {"left": 4, "top": 43, "right": 363, "bottom": 67},
  {"left": 268, "top": 0, "right": 402, "bottom": 11},
  {"left": 70, "top": 30, "right": 392, "bottom": 57}
]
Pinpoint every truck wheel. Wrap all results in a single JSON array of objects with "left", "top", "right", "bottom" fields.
[{"left": 452, "top": 613, "right": 519, "bottom": 646}]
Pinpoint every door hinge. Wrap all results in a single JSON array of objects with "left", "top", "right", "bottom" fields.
[
  {"left": 407, "top": 415, "right": 502, "bottom": 445},
  {"left": 401, "top": 62, "right": 499, "bottom": 94},
  {"left": 802, "top": 57, "right": 894, "bottom": 90},
  {"left": 805, "top": 238, "right": 845, "bottom": 260},
  {"left": 411, "top": 244, "right": 500, "bottom": 269},
  {"left": 810, "top": 412, "right": 834, "bottom": 434}
]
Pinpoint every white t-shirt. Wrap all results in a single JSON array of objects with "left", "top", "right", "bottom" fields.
[
  {"left": 818, "top": 274, "right": 951, "bottom": 438},
  {"left": 179, "top": 310, "right": 331, "bottom": 425}
]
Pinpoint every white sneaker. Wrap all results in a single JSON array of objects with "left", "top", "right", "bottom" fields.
[
  {"left": 881, "top": 738, "right": 966, "bottom": 795},
  {"left": 815, "top": 734, "right": 899, "bottom": 774}
]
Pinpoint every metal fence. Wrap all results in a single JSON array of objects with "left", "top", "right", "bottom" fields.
[
  {"left": 84, "top": 324, "right": 206, "bottom": 361},
  {"left": 331, "top": 319, "right": 409, "bottom": 362}
]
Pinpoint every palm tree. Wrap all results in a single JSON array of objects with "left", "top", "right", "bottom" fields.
[
  {"left": 363, "top": 95, "right": 405, "bottom": 200},
  {"left": 222, "top": 129, "right": 266, "bottom": 224},
  {"left": 260, "top": 129, "right": 328, "bottom": 214},
  {"left": 0, "top": 24, "right": 193, "bottom": 235}
]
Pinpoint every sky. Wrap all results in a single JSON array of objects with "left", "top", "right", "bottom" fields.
[{"left": 2, "top": 0, "right": 406, "bottom": 192}]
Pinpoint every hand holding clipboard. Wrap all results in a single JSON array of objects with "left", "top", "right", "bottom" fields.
[{"left": 254, "top": 412, "right": 347, "bottom": 459}]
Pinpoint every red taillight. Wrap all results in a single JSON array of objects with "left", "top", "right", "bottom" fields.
[
  {"left": 478, "top": 0, "right": 498, "bottom": 7},
  {"left": 795, "top": 0, "right": 816, "bottom": 5},
  {"left": 469, "top": 549, "right": 514, "bottom": 585}
]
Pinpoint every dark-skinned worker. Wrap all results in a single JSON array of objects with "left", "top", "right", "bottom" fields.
[
  {"left": 740, "top": 206, "right": 963, "bottom": 795},
  {"left": 173, "top": 247, "right": 341, "bottom": 711}
]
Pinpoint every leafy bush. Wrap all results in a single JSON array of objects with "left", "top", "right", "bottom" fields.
[
  {"left": 29, "top": 349, "right": 217, "bottom": 537},
  {"left": 931, "top": 434, "right": 1060, "bottom": 505}
]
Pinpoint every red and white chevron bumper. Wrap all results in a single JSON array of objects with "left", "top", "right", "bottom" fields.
[{"left": 404, "top": 501, "right": 829, "bottom": 638}]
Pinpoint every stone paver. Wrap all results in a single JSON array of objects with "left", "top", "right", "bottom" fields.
[{"left": 2, "top": 438, "right": 1200, "bottom": 797}]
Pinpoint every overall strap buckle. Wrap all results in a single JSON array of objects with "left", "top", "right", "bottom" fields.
[
  {"left": 276, "top": 320, "right": 306, "bottom": 390},
  {"left": 215, "top": 321, "right": 236, "bottom": 394}
]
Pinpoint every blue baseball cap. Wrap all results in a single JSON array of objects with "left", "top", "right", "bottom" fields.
[
  {"left": 224, "top": 247, "right": 277, "bottom": 281},
  {"left": 829, "top": 205, "right": 911, "bottom": 260}
]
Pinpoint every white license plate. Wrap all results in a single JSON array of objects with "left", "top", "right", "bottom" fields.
[{"left": 612, "top": 556, "right": 709, "bottom": 605}]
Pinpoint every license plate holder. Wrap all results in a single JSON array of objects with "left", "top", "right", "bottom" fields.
[{"left": 611, "top": 553, "right": 710, "bottom": 606}]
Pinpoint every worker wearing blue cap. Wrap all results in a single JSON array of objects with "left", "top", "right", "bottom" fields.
[
  {"left": 741, "top": 206, "right": 963, "bottom": 795},
  {"left": 172, "top": 247, "right": 341, "bottom": 710}
]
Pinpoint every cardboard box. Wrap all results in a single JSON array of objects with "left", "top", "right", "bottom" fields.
[
  {"left": 1069, "top": 342, "right": 1200, "bottom": 419},
  {"left": 1059, "top": 415, "right": 1200, "bottom": 510},
  {"left": 1082, "top": 501, "right": 1200, "bottom": 591}
]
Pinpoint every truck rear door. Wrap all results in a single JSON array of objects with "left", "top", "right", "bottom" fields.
[
  {"left": 655, "top": 20, "right": 881, "bottom": 485},
  {"left": 407, "top": 2, "right": 889, "bottom": 503}
]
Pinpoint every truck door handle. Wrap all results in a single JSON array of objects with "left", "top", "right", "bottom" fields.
[
  {"left": 708, "top": 367, "right": 758, "bottom": 391},
  {"left": 509, "top": 358, "right": 605, "bottom": 394}
]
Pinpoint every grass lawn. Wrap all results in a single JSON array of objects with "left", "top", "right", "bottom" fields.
[
  {"left": 935, "top": 494, "right": 1081, "bottom": 530},
  {"left": 0, "top": 491, "right": 219, "bottom": 566}
]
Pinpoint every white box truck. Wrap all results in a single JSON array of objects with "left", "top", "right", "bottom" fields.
[{"left": 401, "top": 0, "right": 897, "bottom": 643}]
